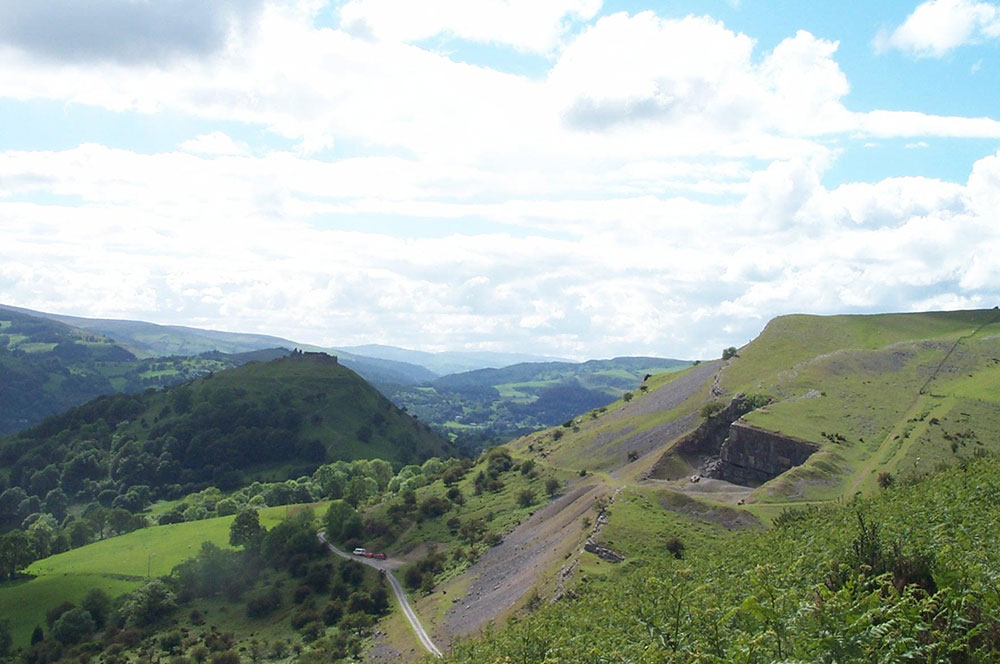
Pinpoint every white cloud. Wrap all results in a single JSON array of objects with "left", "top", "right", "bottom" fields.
[
  {"left": 338, "top": 0, "right": 601, "bottom": 53},
  {"left": 180, "top": 132, "right": 251, "bottom": 156},
  {"left": 877, "top": 0, "right": 1000, "bottom": 57},
  {"left": 2, "top": 144, "right": 999, "bottom": 359},
  {"left": 0, "top": 6, "right": 999, "bottom": 358}
]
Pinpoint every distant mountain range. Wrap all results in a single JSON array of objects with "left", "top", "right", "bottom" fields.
[
  {"left": 335, "top": 343, "right": 571, "bottom": 376},
  {"left": 0, "top": 304, "right": 567, "bottom": 382},
  {"left": 0, "top": 304, "right": 689, "bottom": 441}
]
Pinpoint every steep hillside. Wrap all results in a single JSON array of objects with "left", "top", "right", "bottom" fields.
[
  {"left": 445, "top": 454, "right": 1000, "bottom": 663},
  {"left": 385, "top": 357, "right": 691, "bottom": 442},
  {"left": 515, "top": 309, "right": 1000, "bottom": 504},
  {"left": 0, "top": 352, "right": 454, "bottom": 521}
]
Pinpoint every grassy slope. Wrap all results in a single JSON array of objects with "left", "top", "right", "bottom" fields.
[
  {"left": 0, "top": 504, "right": 326, "bottom": 647},
  {"left": 445, "top": 454, "right": 1000, "bottom": 663},
  {"left": 516, "top": 310, "right": 1000, "bottom": 499},
  {"left": 725, "top": 311, "right": 1000, "bottom": 501},
  {"left": 507, "top": 363, "right": 715, "bottom": 474}
]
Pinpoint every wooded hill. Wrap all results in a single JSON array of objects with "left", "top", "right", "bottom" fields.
[{"left": 0, "top": 352, "right": 453, "bottom": 531}]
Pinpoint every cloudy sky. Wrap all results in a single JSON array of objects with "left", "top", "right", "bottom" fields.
[{"left": 1, "top": 0, "right": 999, "bottom": 360}]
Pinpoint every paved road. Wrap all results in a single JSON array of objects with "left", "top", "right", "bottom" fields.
[{"left": 318, "top": 532, "right": 443, "bottom": 658}]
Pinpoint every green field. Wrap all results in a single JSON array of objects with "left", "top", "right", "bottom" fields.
[{"left": 0, "top": 503, "right": 328, "bottom": 647}]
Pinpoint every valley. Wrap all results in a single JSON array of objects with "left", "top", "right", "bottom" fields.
[{"left": 2, "top": 307, "right": 1000, "bottom": 663}]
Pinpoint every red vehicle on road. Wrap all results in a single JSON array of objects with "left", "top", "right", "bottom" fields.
[{"left": 355, "top": 548, "right": 387, "bottom": 560}]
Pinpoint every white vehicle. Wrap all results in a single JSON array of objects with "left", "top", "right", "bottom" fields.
[{"left": 353, "top": 547, "right": 366, "bottom": 555}]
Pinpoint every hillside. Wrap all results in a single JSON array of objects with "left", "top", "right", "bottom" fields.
[
  {"left": 444, "top": 453, "right": 1000, "bottom": 662},
  {"left": 509, "top": 309, "right": 1000, "bottom": 496},
  {"left": 5, "top": 308, "right": 1000, "bottom": 664},
  {"left": 385, "top": 356, "right": 690, "bottom": 441},
  {"left": 0, "top": 352, "right": 454, "bottom": 528}
]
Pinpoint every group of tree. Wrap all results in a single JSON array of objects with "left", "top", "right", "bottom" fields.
[{"left": 17, "top": 508, "right": 389, "bottom": 663}]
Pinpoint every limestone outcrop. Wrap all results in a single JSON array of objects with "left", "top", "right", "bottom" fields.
[{"left": 704, "top": 423, "right": 819, "bottom": 487}]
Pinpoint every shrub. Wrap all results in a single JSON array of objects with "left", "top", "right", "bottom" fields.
[
  {"left": 404, "top": 567, "right": 424, "bottom": 590},
  {"left": 700, "top": 401, "right": 724, "bottom": 418},
  {"left": 419, "top": 496, "right": 451, "bottom": 518},
  {"left": 322, "top": 600, "right": 343, "bottom": 626},
  {"left": 665, "top": 537, "right": 685, "bottom": 559},
  {"left": 518, "top": 489, "right": 536, "bottom": 508},
  {"left": 290, "top": 609, "right": 319, "bottom": 630},
  {"left": 722, "top": 346, "right": 738, "bottom": 360},
  {"left": 246, "top": 586, "right": 282, "bottom": 619},
  {"left": 545, "top": 478, "right": 560, "bottom": 497}
]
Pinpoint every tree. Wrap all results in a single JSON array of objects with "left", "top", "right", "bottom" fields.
[
  {"left": 119, "top": 579, "right": 177, "bottom": 626},
  {"left": 323, "top": 500, "right": 357, "bottom": 541},
  {"left": 722, "top": 346, "right": 738, "bottom": 360},
  {"left": 340, "top": 611, "right": 373, "bottom": 636},
  {"left": 43, "top": 488, "right": 69, "bottom": 522},
  {"left": 51, "top": 607, "right": 95, "bottom": 644},
  {"left": 460, "top": 518, "right": 486, "bottom": 546},
  {"left": 545, "top": 478, "right": 560, "bottom": 497},
  {"left": 0, "top": 530, "right": 35, "bottom": 580},
  {"left": 230, "top": 509, "right": 264, "bottom": 549},
  {"left": 82, "top": 588, "right": 112, "bottom": 628},
  {"left": 622, "top": 392, "right": 634, "bottom": 402},
  {"left": 518, "top": 489, "right": 536, "bottom": 508}
]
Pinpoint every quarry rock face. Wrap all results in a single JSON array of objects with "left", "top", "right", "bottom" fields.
[
  {"left": 707, "top": 423, "right": 819, "bottom": 487},
  {"left": 649, "top": 393, "right": 820, "bottom": 487}
]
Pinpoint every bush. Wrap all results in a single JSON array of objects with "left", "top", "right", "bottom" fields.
[
  {"left": 322, "top": 600, "right": 343, "bottom": 626},
  {"left": 404, "top": 567, "right": 424, "bottom": 590},
  {"left": 419, "top": 496, "right": 451, "bottom": 518},
  {"left": 290, "top": 609, "right": 319, "bottom": 630},
  {"left": 293, "top": 585, "right": 313, "bottom": 605},
  {"left": 700, "top": 401, "right": 725, "bottom": 418},
  {"left": 722, "top": 346, "right": 738, "bottom": 360},
  {"left": 545, "top": 478, "right": 560, "bottom": 496},
  {"left": 665, "top": 537, "right": 685, "bottom": 559},
  {"left": 246, "top": 586, "right": 282, "bottom": 618},
  {"left": 518, "top": 489, "right": 536, "bottom": 508}
]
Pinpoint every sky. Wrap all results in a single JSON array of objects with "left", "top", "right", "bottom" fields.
[{"left": 1, "top": 0, "right": 999, "bottom": 361}]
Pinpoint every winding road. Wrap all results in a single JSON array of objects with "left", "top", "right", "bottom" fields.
[{"left": 317, "top": 532, "right": 443, "bottom": 658}]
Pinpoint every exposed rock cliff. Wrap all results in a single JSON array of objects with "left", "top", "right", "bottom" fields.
[
  {"left": 648, "top": 393, "right": 819, "bottom": 487},
  {"left": 704, "top": 423, "right": 819, "bottom": 487}
]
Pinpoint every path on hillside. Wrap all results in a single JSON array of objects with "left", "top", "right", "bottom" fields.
[{"left": 317, "top": 532, "right": 443, "bottom": 659}]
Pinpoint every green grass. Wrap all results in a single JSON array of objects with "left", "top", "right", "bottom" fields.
[
  {"left": 0, "top": 502, "right": 329, "bottom": 647},
  {"left": 444, "top": 454, "right": 1000, "bottom": 663}
]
